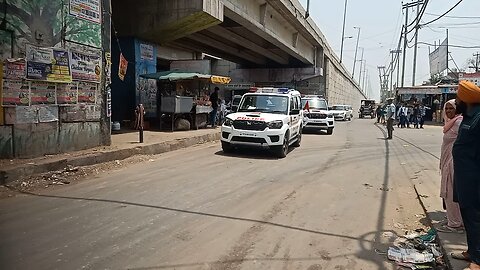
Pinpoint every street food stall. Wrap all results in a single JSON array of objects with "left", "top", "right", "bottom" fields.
[{"left": 140, "top": 71, "right": 231, "bottom": 131}]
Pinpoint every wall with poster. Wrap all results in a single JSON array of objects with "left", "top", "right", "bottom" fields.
[
  {"left": 135, "top": 40, "right": 157, "bottom": 118},
  {"left": 0, "top": 0, "right": 106, "bottom": 158}
]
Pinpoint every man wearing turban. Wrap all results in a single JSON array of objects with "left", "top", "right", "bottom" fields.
[{"left": 452, "top": 81, "right": 480, "bottom": 269}]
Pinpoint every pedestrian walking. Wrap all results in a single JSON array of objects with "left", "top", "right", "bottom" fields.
[
  {"left": 451, "top": 81, "right": 480, "bottom": 269},
  {"left": 386, "top": 99, "right": 396, "bottom": 139},
  {"left": 413, "top": 104, "right": 420, "bottom": 128},
  {"left": 418, "top": 103, "right": 429, "bottom": 129},
  {"left": 398, "top": 104, "right": 408, "bottom": 128},
  {"left": 438, "top": 99, "right": 464, "bottom": 233},
  {"left": 376, "top": 105, "right": 382, "bottom": 123},
  {"left": 209, "top": 87, "right": 219, "bottom": 127}
]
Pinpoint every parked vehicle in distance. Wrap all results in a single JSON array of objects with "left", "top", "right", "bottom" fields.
[
  {"left": 221, "top": 87, "right": 303, "bottom": 158},
  {"left": 301, "top": 95, "right": 334, "bottom": 135},
  {"left": 330, "top": 105, "right": 352, "bottom": 121},
  {"left": 359, "top": 99, "right": 376, "bottom": 119}
]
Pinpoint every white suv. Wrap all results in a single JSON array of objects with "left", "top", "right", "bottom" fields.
[
  {"left": 302, "top": 96, "right": 335, "bottom": 135},
  {"left": 221, "top": 88, "right": 303, "bottom": 158}
]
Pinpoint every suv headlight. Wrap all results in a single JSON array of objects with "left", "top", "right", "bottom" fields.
[
  {"left": 327, "top": 114, "right": 333, "bottom": 118},
  {"left": 224, "top": 118, "right": 233, "bottom": 126},
  {"left": 267, "top": 120, "right": 283, "bottom": 129}
]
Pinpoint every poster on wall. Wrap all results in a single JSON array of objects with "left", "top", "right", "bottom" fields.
[
  {"left": 57, "top": 82, "right": 78, "bottom": 104},
  {"left": 2, "top": 79, "right": 29, "bottom": 106},
  {"left": 38, "top": 105, "right": 59, "bottom": 122},
  {"left": 26, "top": 45, "right": 72, "bottom": 83},
  {"left": 118, "top": 53, "right": 127, "bottom": 81},
  {"left": 30, "top": 81, "right": 56, "bottom": 105},
  {"left": 77, "top": 81, "right": 97, "bottom": 103},
  {"left": 70, "top": 50, "right": 102, "bottom": 82},
  {"left": 138, "top": 77, "right": 157, "bottom": 116},
  {"left": 140, "top": 44, "right": 154, "bottom": 61},
  {"left": 3, "top": 60, "right": 26, "bottom": 79},
  {"left": 15, "top": 106, "right": 38, "bottom": 124},
  {"left": 69, "top": 0, "right": 101, "bottom": 24}
]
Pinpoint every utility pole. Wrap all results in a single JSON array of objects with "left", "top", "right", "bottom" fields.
[
  {"left": 391, "top": 49, "right": 401, "bottom": 93},
  {"left": 340, "top": 0, "right": 348, "bottom": 63},
  {"left": 401, "top": 4, "right": 409, "bottom": 87},
  {"left": 412, "top": 1, "right": 423, "bottom": 86},
  {"left": 358, "top": 47, "right": 364, "bottom": 83},
  {"left": 472, "top": 52, "right": 480, "bottom": 72},
  {"left": 352, "top": 27, "right": 361, "bottom": 78}
]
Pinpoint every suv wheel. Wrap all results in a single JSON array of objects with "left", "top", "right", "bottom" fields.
[
  {"left": 273, "top": 133, "right": 289, "bottom": 158},
  {"left": 326, "top": 127, "right": 334, "bottom": 135},
  {"left": 293, "top": 130, "right": 302, "bottom": 147},
  {"left": 222, "top": 141, "right": 234, "bottom": 153}
]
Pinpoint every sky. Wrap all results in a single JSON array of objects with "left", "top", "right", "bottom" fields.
[{"left": 298, "top": 0, "right": 480, "bottom": 101}]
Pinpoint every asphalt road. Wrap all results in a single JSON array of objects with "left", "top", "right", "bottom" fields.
[{"left": 0, "top": 119, "right": 444, "bottom": 270}]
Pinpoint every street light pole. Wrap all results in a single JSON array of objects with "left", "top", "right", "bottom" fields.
[
  {"left": 340, "top": 0, "right": 348, "bottom": 63},
  {"left": 358, "top": 47, "right": 364, "bottom": 83},
  {"left": 352, "top": 26, "right": 361, "bottom": 78}
]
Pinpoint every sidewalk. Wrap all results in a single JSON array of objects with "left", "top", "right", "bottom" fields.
[
  {"left": 0, "top": 128, "right": 220, "bottom": 184},
  {"left": 414, "top": 170, "right": 468, "bottom": 270}
]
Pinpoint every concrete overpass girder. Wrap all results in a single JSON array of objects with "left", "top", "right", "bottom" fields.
[{"left": 222, "top": 0, "right": 315, "bottom": 65}]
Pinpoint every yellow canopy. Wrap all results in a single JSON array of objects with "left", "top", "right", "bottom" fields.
[{"left": 211, "top": 75, "right": 231, "bottom": 84}]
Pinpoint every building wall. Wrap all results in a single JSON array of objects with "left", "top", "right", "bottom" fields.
[
  {"left": 0, "top": 0, "right": 107, "bottom": 158},
  {"left": 325, "top": 58, "right": 365, "bottom": 113}
]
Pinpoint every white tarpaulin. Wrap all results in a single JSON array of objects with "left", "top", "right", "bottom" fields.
[{"left": 429, "top": 38, "right": 448, "bottom": 75}]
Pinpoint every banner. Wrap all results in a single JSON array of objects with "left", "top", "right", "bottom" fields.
[
  {"left": 3, "top": 59, "right": 26, "bottom": 79},
  {"left": 118, "top": 53, "right": 127, "bottom": 81},
  {"left": 77, "top": 81, "right": 97, "bottom": 103},
  {"left": 26, "top": 45, "right": 72, "bottom": 83},
  {"left": 57, "top": 82, "right": 78, "bottom": 104},
  {"left": 70, "top": 50, "right": 102, "bottom": 82},
  {"left": 429, "top": 38, "right": 448, "bottom": 75},
  {"left": 2, "top": 79, "right": 29, "bottom": 106},
  {"left": 69, "top": 0, "right": 101, "bottom": 24},
  {"left": 30, "top": 81, "right": 56, "bottom": 105}
]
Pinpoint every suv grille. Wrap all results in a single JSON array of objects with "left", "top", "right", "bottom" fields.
[
  {"left": 233, "top": 120, "right": 267, "bottom": 131},
  {"left": 232, "top": 136, "right": 267, "bottom": 144},
  {"left": 309, "top": 113, "right": 327, "bottom": 119}
]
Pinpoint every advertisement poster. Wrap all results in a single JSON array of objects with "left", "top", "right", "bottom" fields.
[
  {"left": 38, "top": 105, "right": 59, "bottom": 122},
  {"left": 30, "top": 81, "right": 56, "bottom": 105},
  {"left": 26, "top": 45, "right": 72, "bottom": 83},
  {"left": 118, "top": 53, "right": 127, "bottom": 81},
  {"left": 140, "top": 44, "right": 154, "bottom": 60},
  {"left": 70, "top": 50, "right": 102, "bottom": 82},
  {"left": 57, "top": 82, "right": 78, "bottom": 104},
  {"left": 2, "top": 79, "right": 29, "bottom": 106},
  {"left": 78, "top": 81, "right": 97, "bottom": 103},
  {"left": 69, "top": 0, "right": 101, "bottom": 24},
  {"left": 3, "top": 60, "right": 26, "bottom": 79}
]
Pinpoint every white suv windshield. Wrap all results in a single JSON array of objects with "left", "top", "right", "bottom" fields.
[
  {"left": 238, "top": 95, "right": 289, "bottom": 114},
  {"left": 302, "top": 99, "right": 327, "bottom": 110}
]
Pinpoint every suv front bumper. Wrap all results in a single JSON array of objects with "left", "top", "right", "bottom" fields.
[
  {"left": 220, "top": 125, "right": 288, "bottom": 147},
  {"left": 303, "top": 118, "right": 334, "bottom": 130}
]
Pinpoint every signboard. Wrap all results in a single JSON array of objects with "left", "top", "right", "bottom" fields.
[
  {"left": 26, "top": 45, "right": 72, "bottom": 83},
  {"left": 70, "top": 50, "right": 102, "bottom": 82},
  {"left": 57, "top": 82, "right": 78, "bottom": 104},
  {"left": 3, "top": 60, "right": 26, "bottom": 79},
  {"left": 69, "top": 0, "right": 101, "bottom": 24},
  {"left": 2, "top": 79, "right": 29, "bottom": 106},
  {"left": 30, "top": 81, "right": 56, "bottom": 105},
  {"left": 77, "top": 81, "right": 97, "bottom": 103},
  {"left": 106, "top": 85, "right": 111, "bottom": 117},
  {"left": 118, "top": 53, "right": 127, "bottom": 81},
  {"left": 397, "top": 87, "right": 441, "bottom": 95},
  {"left": 441, "top": 86, "right": 457, "bottom": 94},
  {"left": 140, "top": 44, "right": 154, "bottom": 61},
  {"left": 429, "top": 38, "right": 448, "bottom": 76}
]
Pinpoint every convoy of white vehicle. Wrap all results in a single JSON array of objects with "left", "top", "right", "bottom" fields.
[{"left": 220, "top": 87, "right": 355, "bottom": 157}]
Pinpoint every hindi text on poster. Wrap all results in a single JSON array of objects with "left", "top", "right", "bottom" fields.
[{"left": 69, "top": 0, "right": 101, "bottom": 24}]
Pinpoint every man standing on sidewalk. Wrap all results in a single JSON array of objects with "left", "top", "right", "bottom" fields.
[
  {"left": 386, "top": 98, "right": 396, "bottom": 139},
  {"left": 209, "top": 87, "right": 219, "bottom": 127},
  {"left": 452, "top": 81, "right": 480, "bottom": 270}
]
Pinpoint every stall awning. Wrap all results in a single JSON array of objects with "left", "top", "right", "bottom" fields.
[{"left": 140, "top": 71, "right": 231, "bottom": 84}]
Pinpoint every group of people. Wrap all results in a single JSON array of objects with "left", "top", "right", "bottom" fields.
[
  {"left": 376, "top": 102, "right": 429, "bottom": 129},
  {"left": 439, "top": 81, "right": 480, "bottom": 270}
]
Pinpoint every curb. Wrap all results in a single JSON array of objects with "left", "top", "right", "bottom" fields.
[
  {"left": 0, "top": 132, "right": 220, "bottom": 185},
  {"left": 414, "top": 184, "right": 453, "bottom": 270}
]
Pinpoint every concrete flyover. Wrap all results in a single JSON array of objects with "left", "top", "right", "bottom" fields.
[{"left": 112, "top": 0, "right": 367, "bottom": 109}]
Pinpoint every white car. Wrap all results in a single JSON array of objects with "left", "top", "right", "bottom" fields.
[
  {"left": 221, "top": 87, "right": 303, "bottom": 158},
  {"left": 301, "top": 96, "right": 335, "bottom": 135},
  {"left": 330, "top": 105, "right": 352, "bottom": 121}
]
